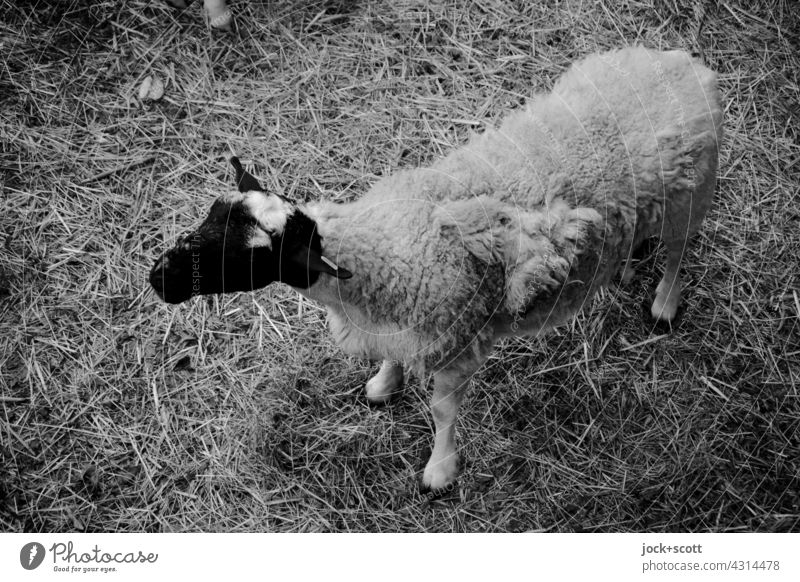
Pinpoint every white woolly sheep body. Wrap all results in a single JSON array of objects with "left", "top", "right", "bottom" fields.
[
  {"left": 305, "top": 50, "right": 719, "bottom": 350},
  {"left": 301, "top": 46, "right": 722, "bottom": 488},
  {"left": 151, "top": 46, "right": 723, "bottom": 491}
]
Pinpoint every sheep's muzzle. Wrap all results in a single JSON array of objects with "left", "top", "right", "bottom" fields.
[{"left": 149, "top": 250, "right": 195, "bottom": 304}]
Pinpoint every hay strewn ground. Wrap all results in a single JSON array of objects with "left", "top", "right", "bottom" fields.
[{"left": 1, "top": 0, "right": 798, "bottom": 532}]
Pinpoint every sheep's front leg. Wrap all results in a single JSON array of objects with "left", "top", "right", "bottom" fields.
[
  {"left": 365, "top": 360, "right": 403, "bottom": 404},
  {"left": 421, "top": 368, "right": 471, "bottom": 491}
]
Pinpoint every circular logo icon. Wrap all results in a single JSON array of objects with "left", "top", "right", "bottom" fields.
[{"left": 20, "top": 542, "right": 46, "bottom": 570}]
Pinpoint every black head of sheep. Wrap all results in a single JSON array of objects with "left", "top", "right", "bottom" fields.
[{"left": 149, "top": 157, "right": 351, "bottom": 304}]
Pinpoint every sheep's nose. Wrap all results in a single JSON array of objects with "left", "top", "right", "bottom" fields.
[
  {"left": 149, "top": 266, "right": 163, "bottom": 293},
  {"left": 149, "top": 255, "right": 169, "bottom": 295}
]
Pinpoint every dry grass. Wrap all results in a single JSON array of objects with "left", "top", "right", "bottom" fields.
[{"left": 1, "top": 0, "right": 798, "bottom": 532}]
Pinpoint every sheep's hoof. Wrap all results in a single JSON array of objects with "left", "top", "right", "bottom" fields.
[
  {"left": 420, "top": 478, "right": 459, "bottom": 499},
  {"left": 650, "top": 279, "right": 680, "bottom": 323},
  {"left": 620, "top": 263, "right": 636, "bottom": 285},
  {"left": 365, "top": 384, "right": 397, "bottom": 405},
  {"left": 364, "top": 365, "right": 403, "bottom": 405},
  {"left": 365, "top": 393, "right": 393, "bottom": 407},
  {"left": 421, "top": 454, "right": 460, "bottom": 494},
  {"left": 209, "top": 9, "right": 233, "bottom": 31}
]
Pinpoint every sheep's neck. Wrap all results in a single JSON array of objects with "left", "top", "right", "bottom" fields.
[{"left": 297, "top": 198, "right": 434, "bottom": 323}]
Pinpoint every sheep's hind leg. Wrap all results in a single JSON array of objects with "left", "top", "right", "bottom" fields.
[
  {"left": 365, "top": 360, "right": 404, "bottom": 404},
  {"left": 650, "top": 131, "right": 717, "bottom": 324},
  {"left": 620, "top": 252, "right": 636, "bottom": 285},
  {"left": 650, "top": 239, "right": 684, "bottom": 323},
  {"left": 421, "top": 368, "right": 471, "bottom": 492},
  {"left": 204, "top": 0, "right": 232, "bottom": 29}
]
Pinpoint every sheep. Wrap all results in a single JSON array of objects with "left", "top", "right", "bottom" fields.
[{"left": 149, "top": 46, "right": 723, "bottom": 491}]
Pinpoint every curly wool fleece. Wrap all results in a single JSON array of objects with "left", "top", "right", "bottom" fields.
[{"left": 302, "top": 46, "right": 722, "bottom": 374}]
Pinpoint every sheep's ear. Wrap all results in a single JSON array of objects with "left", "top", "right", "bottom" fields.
[
  {"left": 289, "top": 246, "right": 353, "bottom": 280},
  {"left": 230, "top": 156, "right": 264, "bottom": 192}
]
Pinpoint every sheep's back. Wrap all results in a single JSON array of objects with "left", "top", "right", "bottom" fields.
[
  {"left": 553, "top": 47, "right": 719, "bottom": 137},
  {"left": 419, "top": 48, "right": 720, "bottom": 208},
  {"left": 534, "top": 47, "right": 721, "bottom": 250}
]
